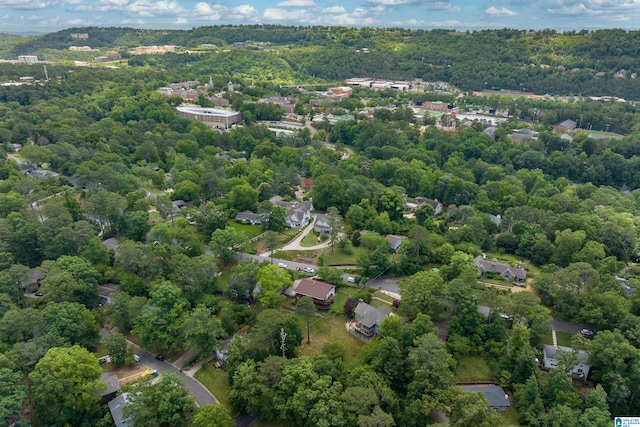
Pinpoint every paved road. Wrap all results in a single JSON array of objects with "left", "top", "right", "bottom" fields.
[
  {"left": 100, "top": 328, "right": 217, "bottom": 407},
  {"left": 551, "top": 319, "right": 594, "bottom": 334},
  {"left": 366, "top": 276, "right": 406, "bottom": 294}
]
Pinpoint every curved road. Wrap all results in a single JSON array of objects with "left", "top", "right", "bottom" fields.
[{"left": 100, "top": 328, "right": 217, "bottom": 407}]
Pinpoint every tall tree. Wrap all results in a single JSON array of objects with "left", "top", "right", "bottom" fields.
[
  {"left": 191, "top": 405, "right": 234, "bottom": 427},
  {"left": 210, "top": 227, "right": 247, "bottom": 265},
  {"left": 326, "top": 207, "right": 343, "bottom": 253},
  {"left": 29, "top": 345, "right": 104, "bottom": 427},
  {"left": 182, "top": 305, "right": 225, "bottom": 358},
  {"left": 296, "top": 296, "right": 316, "bottom": 344},
  {"left": 123, "top": 372, "right": 195, "bottom": 427},
  {"left": 0, "top": 367, "right": 26, "bottom": 426}
]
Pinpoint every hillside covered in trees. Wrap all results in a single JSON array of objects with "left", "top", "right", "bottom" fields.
[
  {"left": 2, "top": 25, "right": 640, "bottom": 427},
  {"left": 4, "top": 26, "right": 640, "bottom": 98}
]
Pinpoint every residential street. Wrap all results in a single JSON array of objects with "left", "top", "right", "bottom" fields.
[{"left": 100, "top": 328, "right": 217, "bottom": 407}]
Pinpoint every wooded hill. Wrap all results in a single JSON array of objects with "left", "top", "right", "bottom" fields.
[{"left": 6, "top": 26, "right": 640, "bottom": 98}]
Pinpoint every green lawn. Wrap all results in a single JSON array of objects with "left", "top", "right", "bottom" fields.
[
  {"left": 541, "top": 330, "right": 573, "bottom": 347},
  {"left": 454, "top": 355, "right": 496, "bottom": 383},
  {"left": 501, "top": 404, "right": 520, "bottom": 426},
  {"left": 320, "top": 245, "right": 369, "bottom": 266},
  {"left": 301, "top": 231, "right": 320, "bottom": 246},
  {"left": 297, "top": 313, "right": 365, "bottom": 368},
  {"left": 195, "top": 362, "right": 234, "bottom": 415},
  {"left": 227, "top": 220, "right": 264, "bottom": 239}
]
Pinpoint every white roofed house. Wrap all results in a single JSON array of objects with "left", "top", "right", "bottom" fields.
[
  {"left": 542, "top": 345, "right": 591, "bottom": 384},
  {"left": 414, "top": 197, "right": 443, "bottom": 216},
  {"left": 235, "top": 210, "right": 267, "bottom": 225},
  {"left": 286, "top": 201, "right": 313, "bottom": 228}
]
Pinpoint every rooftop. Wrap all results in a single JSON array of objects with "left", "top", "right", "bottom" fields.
[
  {"left": 176, "top": 106, "right": 239, "bottom": 117},
  {"left": 294, "top": 278, "right": 335, "bottom": 301}
]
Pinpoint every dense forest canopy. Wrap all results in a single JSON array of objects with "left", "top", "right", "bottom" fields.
[
  {"left": 2, "top": 24, "right": 640, "bottom": 427},
  {"left": 4, "top": 26, "right": 640, "bottom": 97}
]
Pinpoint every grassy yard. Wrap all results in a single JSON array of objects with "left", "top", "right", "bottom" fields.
[
  {"left": 297, "top": 313, "right": 366, "bottom": 368},
  {"left": 301, "top": 231, "right": 320, "bottom": 246},
  {"left": 320, "top": 245, "right": 369, "bottom": 265},
  {"left": 226, "top": 220, "right": 264, "bottom": 239},
  {"left": 501, "top": 404, "right": 520, "bottom": 426},
  {"left": 195, "top": 362, "right": 234, "bottom": 415},
  {"left": 454, "top": 355, "right": 496, "bottom": 383},
  {"left": 541, "top": 330, "right": 573, "bottom": 347}
]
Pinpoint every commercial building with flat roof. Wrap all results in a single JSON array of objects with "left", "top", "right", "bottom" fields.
[{"left": 176, "top": 105, "right": 242, "bottom": 130}]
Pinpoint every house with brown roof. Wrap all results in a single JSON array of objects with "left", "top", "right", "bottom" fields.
[
  {"left": 474, "top": 255, "right": 526, "bottom": 284},
  {"left": 293, "top": 278, "right": 335, "bottom": 309},
  {"left": 300, "top": 178, "right": 313, "bottom": 193}
]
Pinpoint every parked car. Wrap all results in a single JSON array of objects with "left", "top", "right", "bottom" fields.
[
  {"left": 303, "top": 267, "right": 315, "bottom": 273},
  {"left": 133, "top": 354, "right": 141, "bottom": 362},
  {"left": 277, "top": 262, "right": 287, "bottom": 268},
  {"left": 34, "top": 291, "right": 44, "bottom": 297},
  {"left": 155, "top": 354, "right": 165, "bottom": 361},
  {"left": 580, "top": 329, "right": 594, "bottom": 337},
  {"left": 98, "top": 356, "right": 110, "bottom": 364},
  {"left": 346, "top": 277, "right": 355, "bottom": 283}
]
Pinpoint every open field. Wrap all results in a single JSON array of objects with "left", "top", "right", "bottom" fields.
[{"left": 454, "top": 355, "right": 496, "bottom": 383}]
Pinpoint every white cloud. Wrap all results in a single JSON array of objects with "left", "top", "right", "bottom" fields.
[
  {"left": 485, "top": 6, "right": 518, "bottom": 16},
  {"left": 429, "top": 19, "right": 460, "bottom": 27},
  {"left": 0, "top": 0, "right": 53, "bottom": 9},
  {"left": 194, "top": 3, "right": 259, "bottom": 22},
  {"left": 126, "top": 0, "right": 184, "bottom": 17},
  {"left": 367, "top": 0, "right": 457, "bottom": 10},
  {"left": 175, "top": 17, "right": 187, "bottom": 24},
  {"left": 542, "top": 0, "right": 640, "bottom": 15},
  {"left": 263, "top": 7, "right": 315, "bottom": 22},
  {"left": 321, "top": 5, "right": 346, "bottom": 13},
  {"left": 278, "top": 0, "right": 315, "bottom": 6},
  {"left": 331, "top": 12, "right": 378, "bottom": 25}
]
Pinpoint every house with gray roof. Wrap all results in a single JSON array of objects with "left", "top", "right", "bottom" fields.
[
  {"left": 414, "top": 197, "right": 442, "bottom": 215},
  {"left": 108, "top": 393, "right": 130, "bottom": 427},
  {"left": 314, "top": 214, "right": 331, "bottom": 234},
  {"left": 102, "top": 238, "right": 120, "bottom": 253},
  {"left": 474, "top": 255, "right": 526, "bottom": 284},
  {"left": 386, "top": 234, "right": 403, "bottom": 251},
  {"left": 460, "top": 384, "right": 510, "bottom": 412},
  {"left": 270, "top": 195, "right": 298, "bottom": 209},
  {"left": 542, "top": 344, "right": 590, "bottom": 384},
  {"left": 286, "top": 201, "right": 313, "bottom": 228},
  {"left": 353, "top": 301, "right": 390, "bottom": 337},
  {"left": 235, "top": 210, "right": 267, "bottom": 225}
]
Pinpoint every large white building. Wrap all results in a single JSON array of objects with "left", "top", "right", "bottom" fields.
[
  {"left": 176, "top": 105, "right": 242, "bottom": 130},
  {"left": 18, "top": 55, "right": 38, "bottom": 64}
]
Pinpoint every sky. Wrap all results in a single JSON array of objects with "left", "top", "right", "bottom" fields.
[{"left": 1, "top": 0, "right": 640, "bottom": 34}]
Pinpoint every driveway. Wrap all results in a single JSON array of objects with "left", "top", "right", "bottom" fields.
[
  {"left": 261, "top": 216, "right": 331, "bottom": 255},
  {"left": 551, "top": 319, "right": 594, "bottom": 334},
  {"left": 366, "top": 276, "right": 406, "bottom": 294},
  {"left": 100, "top": 327, "right": 217, "bottom": 407}
]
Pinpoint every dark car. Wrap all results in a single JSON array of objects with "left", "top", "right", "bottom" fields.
[
  {"left": 34, "top": 291, "right": 44, "bottom": 297},
  {"left": 155, "top": 354, "right": 165, "bottom": 361}
]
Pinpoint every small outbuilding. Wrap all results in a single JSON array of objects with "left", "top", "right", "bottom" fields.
[{"left": 460, "top": 384, "right": 510, "bottom": 412}]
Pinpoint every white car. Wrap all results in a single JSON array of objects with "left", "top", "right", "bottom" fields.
[
  {"left": 133, "top": 354, "right": 141, "bottom": 362},
  {"left": 277, "top": 262, "right": 287, "bottom": 268},
  {"left": 346, "top": 277, "right": 355, "bottom": 283},
  {"left": 303, "top": 267, "right": 315, "bottom": 273}
]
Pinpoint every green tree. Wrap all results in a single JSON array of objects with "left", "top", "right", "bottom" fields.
[
  {"left": 104, "top": 331, "right": 130, "bottom": 367},
  {"left": 327, "top": 207, "right": 343, "bottom": 253},
  {"left": 120, "top": 210, "right": 151, "bottom": 242},
  {"left": 266, "top": 205, "right": 287, "bottom": 232},
  {"left": 182, "top": 305, "right": 225, "bottom": 358},
  {"left": 264, "top": 230, "right": 282, "bottom": 263},
  {"left": 398, "top": 270, "right": 446, "bottom": 320},
  {"left": 228, "top": 183, "right": 259, "bottom": 212},
  {"left": 156, "top": 194, "right": 177, "bottom": 226},
  {"left": 123, "top": 372, "right": 195, "bottom": 427},
  {"left": 210, "top": 227, "right": 247, "bottom": 265},
  {"left": 0, "top": 367, "right": 26, "bottom": 426},
  {"left": 191, "top": 404, "right": 234, "bottom": 427},
  {"left": 296, "top": 296, "right": 316, "bottom": 344},
  {"left": 29, "top": 345, "right": 104, "bottom": 427},
  {"left": 256, "top": 264, "right": 292, "bottom": 308},
  {"left": 311, "top": 174, "right": 345, "bottom": 211}
]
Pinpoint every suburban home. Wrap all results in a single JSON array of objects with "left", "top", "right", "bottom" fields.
[
  {"left": 300, "top": 178, "right": 313, "bottom": 193},
  {"left": 99, "top": 372, "right": 121, "bottom": 404},
  {"left": 102, "top": 237, "right": 120, "bottom": 253},
  {"left": 270, "top": 195, "right": 299, "bottom": 209},
  {"left": 460, "top": 384, "right": 510, "bottom": 412},
  {"left": 314, "top": 214, "right": 331, "bottom": 234},
  {"left": 235, "top": 210, "right": 267, "bottom": 225},
  {"left": 474, "top": 255, "right": 526, "bottom": 284},
  {"left": 542, "top": 345, "right": 591, "bottom": 384},
  {"left": 286, "top": 201, "right": 313, "bottom": 228},
  {"left": 25, "top": 267, "right": 45, "bottom": 292},
  {"left": 353, "top": 301, "right": 390, "bottom": 337},
  {"left": 293, "top": 278, "right": 335, "bottom": 309},
  {"left": 489, "top": 214, "right": 502, "bottom": 227},
  {"left": 415, "top": 197, "right": 443, "bottom": 216},
  {"left": 616, "top": 276, "right": 636, "bottom": 296},
  {"left": 553, "top": 119, "right": 577, "bottom": 133},
  {"left": 386, "top": 234, "right": 403, "bottom": 251},
  {"left": 108, "top": 392, "right": 130, "bottom": 427}
]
